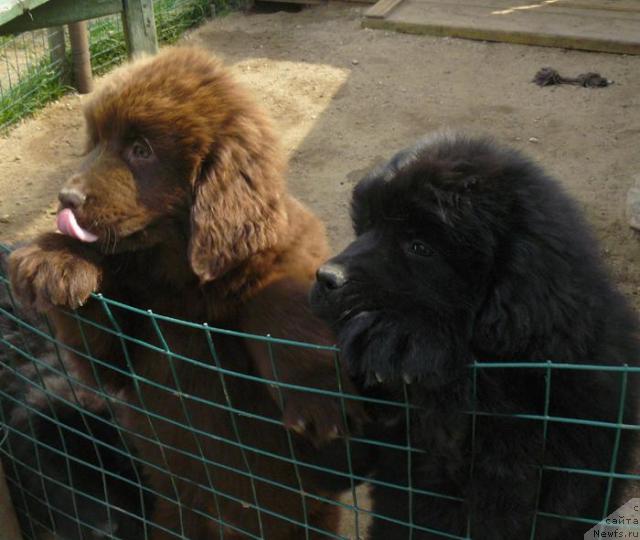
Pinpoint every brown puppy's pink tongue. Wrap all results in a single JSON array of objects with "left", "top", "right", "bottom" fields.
[{"left": 56, "top": 208, "right": 98, "bottom": 243}]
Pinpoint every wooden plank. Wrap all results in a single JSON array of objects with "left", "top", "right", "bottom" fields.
[
  {"left": 122, "top": 0, "right": 158, "bottom": 57},
  {"left": 363, "top": 0, "right": 640, "bottom": 55},
  {"left": 558, "top": 0, "right": 640, "bottom": 12},
  {"left": 0, "top": 0, "right": 50, "bottom": 27},
  {"left": 370, "top": 0, "right": 640, "bottom": 18},
  {"left": 0, "top": 0, "right": 122, "bottom": 35},
  {"left": 257, "top": 0, "right": 325, "bottom": 4},
  {"left": 364, "top": 18, "right": 640, "bottom": 56},
  {"left": 366, "top": 0, "right": 404, "bottom": 19},
  {"left": 69, "top": 21, "right": 92, "bottom": 93}
]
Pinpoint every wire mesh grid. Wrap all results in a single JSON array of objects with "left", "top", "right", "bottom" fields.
[
  {"left": 0, "top": 0, "right": 227, "bottom": 133},
  {"left": 0, "top": 239, "right": 639, "bottom": 540}
]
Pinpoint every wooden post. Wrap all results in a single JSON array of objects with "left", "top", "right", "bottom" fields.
[
  {"left": 0, "top": 460, "right": 23, "bottom": 540},
  {"left": 47, "top": 26, "right": 69, "bottom": 86},
  {"left": 122, "top": 0, "right": 158, "bottom": 58},
  {"left": 68, "top": 21, "right": 93, "bottom": 94}
]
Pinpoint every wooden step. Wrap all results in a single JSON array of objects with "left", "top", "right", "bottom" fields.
[
  {"left": 366, "top": 0, "right": 404, "bottom": 18},
  {"left": 363, "top": 0, "right": 640, "bottom": 55}
]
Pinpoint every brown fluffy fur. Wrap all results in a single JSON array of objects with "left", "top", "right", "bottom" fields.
[{"left": 9, "top": 47, "right": 365, "bottom": 539}]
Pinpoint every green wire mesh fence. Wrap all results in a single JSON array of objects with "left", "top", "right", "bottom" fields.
[
  {"left": 0, "top": 0, "right": 238, "bottom": 133},
  {"left": 0, "top": 240, "right": 639, "bottom": 540}
]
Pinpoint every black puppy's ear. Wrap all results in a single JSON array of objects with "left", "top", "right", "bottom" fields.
[{"left": 473, "top": 233, "right": 590, "bottom": 358}]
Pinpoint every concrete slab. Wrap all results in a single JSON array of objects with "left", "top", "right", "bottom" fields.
[{"left": 363, "top": 0, "right": 640, "bottom": 55}]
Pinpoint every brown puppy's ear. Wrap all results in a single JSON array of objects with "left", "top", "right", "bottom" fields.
[{"left": 188, "top": 142, "right": 287, "bottom": 283}]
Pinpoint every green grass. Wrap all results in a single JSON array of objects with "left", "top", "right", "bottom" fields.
[
  {"left": 0, "top": 0, "right": 239, "bottom": 133},
  {"left": 0, "top": 60, "right": 68, "bottom": 131},
  {"left": 156, "top": 0, "right": 215, "bottom": 44}
]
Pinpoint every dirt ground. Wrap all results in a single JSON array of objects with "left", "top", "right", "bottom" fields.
[
  {"left": 2, "top": 2, "right": 640, "bottom": 302},
  {"left": 0, "top": 2, "right": 639, "bottom": 536}
]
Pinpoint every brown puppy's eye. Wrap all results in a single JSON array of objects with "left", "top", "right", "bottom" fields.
[
  {"left": 410, "top": 241, "right": 434, "bottom": 257},
  {"left": 130, "top": 138, "right": 153, "bottom": 160}
]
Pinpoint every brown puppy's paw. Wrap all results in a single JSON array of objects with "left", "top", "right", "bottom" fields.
[
  {"left": 9, "top": 234, "right": 102, "bottom": 312},
  {"left": 282, "top": 378, "right": 368, "bottom": 446}
]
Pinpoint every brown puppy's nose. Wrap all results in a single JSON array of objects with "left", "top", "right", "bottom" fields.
[
  {"left": 58, "top": 187, "right": 86, "bottom": 209},
  {"left": 316, "top": 263, "right": 348, "bottom": 290}
]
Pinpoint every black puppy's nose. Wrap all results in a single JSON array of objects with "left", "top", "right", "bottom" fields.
[
  {"left": 58, "top": 187, "right": 86, "bottom": 209},
  {"left": 316, "top": 263, "right": 348, "bottom": 290}
]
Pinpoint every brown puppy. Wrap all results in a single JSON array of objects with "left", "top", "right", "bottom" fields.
[{"left": 9, "top": 47, "right": 364, "bottom": 539}]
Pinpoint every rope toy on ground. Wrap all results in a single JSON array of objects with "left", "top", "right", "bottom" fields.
[{"left": 533, "top": 67, "right": 612, "bottom": 88}]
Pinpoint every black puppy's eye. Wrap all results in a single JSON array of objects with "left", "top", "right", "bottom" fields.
[
  {"left": 410, "top": 241, "right": 434, "bottom": 257},
  {"left": 130, "top": 138, "right": 153, "bottom": 160}
]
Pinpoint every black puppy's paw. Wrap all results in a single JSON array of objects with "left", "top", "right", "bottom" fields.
[
  {"left": 338, "top": 311, "right": 411, "bottom": 386},
  {"left": 339, "top": 311, "right": 468, "bottom": 388}
]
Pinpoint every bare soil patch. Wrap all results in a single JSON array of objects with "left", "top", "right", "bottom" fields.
[{"left": 2, "top": 2, "right": 639, "bottom": 301}]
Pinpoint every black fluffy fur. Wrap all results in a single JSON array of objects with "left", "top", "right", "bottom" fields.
[
  {"left": 311, "top": 134, "right": 640, "bottom": 539},
  {"left": 1, "top": 251, "right": 153, "bottom": 540}
]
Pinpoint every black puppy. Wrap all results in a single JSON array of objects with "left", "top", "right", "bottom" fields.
[
  {"left": 1, "top": 250, "right": 153, "bottom": 540},
  {"left": 311, "top": 134, "right": 639, "bottom": 539},
  {"left": 1, "top": 373, "right": 153, "bottom": 540}
]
